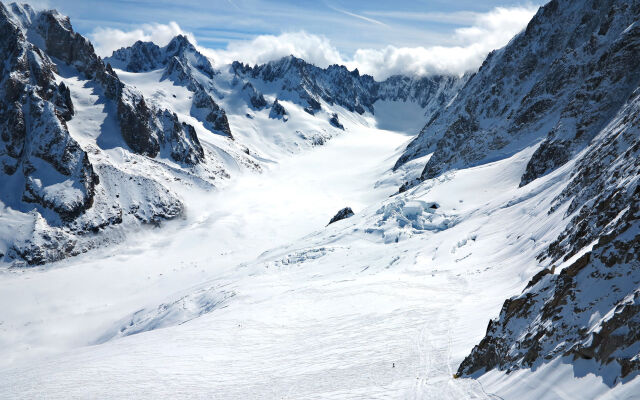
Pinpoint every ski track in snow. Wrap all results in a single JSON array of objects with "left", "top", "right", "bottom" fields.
[{"left": 1, "top": 118, "right": 638, "bottom": 398}]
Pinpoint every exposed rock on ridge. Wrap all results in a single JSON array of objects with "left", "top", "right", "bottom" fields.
[
  {"left": 231, "top": 56, "right": 466, "bottom": 120},
  {"left": 107, "top": 36, "right": 232, "bottom": 139},
  {"left": 453, "top": 0, "right": 640, "bottom": 382},
  {"left": 0, "top": 2, "right": 97, "bottom": 221},
  {"left": 396, "top": 0, "right": 640, "bottom": 190}
]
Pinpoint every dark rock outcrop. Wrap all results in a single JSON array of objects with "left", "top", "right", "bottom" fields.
[
  {"left": 191, "top": 90, "right": 232, "bottom": 138},
  {"left": 328, "top": 207, "right": 354, "bottom": 225},
  {"left": 329, "top": 113, "right": 344, "bottom": 130},
  {"left": 242, "top": 82, "right": 267, "bottom": 110},
  {"left": 269, "top": 98, "right": 287, "bottom": 120}
]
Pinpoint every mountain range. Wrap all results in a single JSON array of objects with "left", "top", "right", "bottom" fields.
[
  {"left": 0, "top": 0, "right": 639, "bottom": 397},
  {"left": 0, "top": 2, "right": 465, "bottom": 265}
]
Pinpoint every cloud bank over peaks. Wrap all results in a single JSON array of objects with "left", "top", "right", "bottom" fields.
[
  {"left": 199, "top": 31, "right": 344, "bottom": 70},
  {"left": 90, "top": 5, "right": 538, "bottom": 80},
  {"left": 344, "top": 6, "right": 538, "bottom": 78}
]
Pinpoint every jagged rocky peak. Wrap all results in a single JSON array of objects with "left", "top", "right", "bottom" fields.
[
  {"left": 107, "top": 34, "right": 215, "bottom": 78},
  {"left": 2, "top": 2, "right": 35, "bottom": 27},
  {"left": 451, "top": 0, "right": 640, "bottom": 382},
  {"left": 5, "top": 2, "right": 206, "bottom": 166},
  {"left": 232, "top": 55, "right": 376, "bottom": 114},
  {"left": 233, "top": 54, "right": 466, "bottom": 117},
  {"left": 3, "top": 2, "right": 118, "bottom": 94},
  {"left": 397, "top": 0, "right": 640, "bottom": 188},
  {"left": 109, "top": 40, "right": 164, "bottom": 72},
  {"left": 162, "top": 35, "right": 217, "bottom": 85},
  {"left": 107, "top": 35, "right": 232, "bottom": 139}
]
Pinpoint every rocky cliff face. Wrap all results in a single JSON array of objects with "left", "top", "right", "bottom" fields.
[
  {"left": 0, "top": 2, "right": 216, "bottom": 265},
  {"left": 397, "top": 0, "right": 640, "bottom": 187},
  {"left": 31, "top": 8, "right": 205, "bottom": 165},
  {"left": 458, "top": 84, "right": 640, "bottom": 380},
  {"left": 0, "top": 2, "right": 97, "bottom": 222},
  {"left": 447, "top": 0, "right": 640, "bottom": 382}
]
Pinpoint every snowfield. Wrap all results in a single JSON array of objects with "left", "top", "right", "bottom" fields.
[{"left": 2, "top": 114, "right": 638, "bottom": 398}]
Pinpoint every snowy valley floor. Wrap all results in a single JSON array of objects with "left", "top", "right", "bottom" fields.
[{"left": 1, "top": 125, "right": 639, "bottom": 399}]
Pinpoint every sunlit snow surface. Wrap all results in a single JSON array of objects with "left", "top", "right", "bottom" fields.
[{"left": 1, "top": 120, "right": 639, "bottom": 398}]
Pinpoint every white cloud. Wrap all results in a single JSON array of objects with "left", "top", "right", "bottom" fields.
[
  {"left": 200, "top": 31, "right": 343, "bottom": 69},
  {"left": 455, "top": 6, "right": 537, "bottom": 47},
  {"left": 89, "top": 5, "right": 538, "bottom": 79},
  {"left": 345, "top": 6, "right": 538, "bottom": 79},
  {"left": 89, "top": 22, "right": 197, "bottom": 57}
]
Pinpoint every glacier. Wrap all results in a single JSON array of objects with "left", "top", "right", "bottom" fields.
[{"left": 0, "top": 0, "right": 639, "bottom": 399}]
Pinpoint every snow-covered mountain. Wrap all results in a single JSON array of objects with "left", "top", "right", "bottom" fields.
[
  {"left": 396, "top": 0, "right": 639, "bottom": 187},
  {"left": 107, "top": 35, "right": 233, "bottom": 138},
  {"left": 230, "top": 55, "right": 465, "bottom": 118},
  {"left": 2, "top": 0, "right": 640, "bottom": 398},
  {"left": 0, "top": 2, "right": 465, "bottom": 266},
  {"left": 0, "top": 23, "right": 200, "bottom": 261},
  {"left": 391, "top": 0, "right": 640, "bottom": 384},
  {"left": 106, "top": 40, "right": 466, "bottom": 153}
]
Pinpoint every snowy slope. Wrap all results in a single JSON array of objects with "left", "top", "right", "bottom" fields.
[
  {"left": 391, "top": 0, "right": 640, "bottom": 389},
  {"left": 1, "top": 0, "right": 640, "bottom": 399},
  {"left": 2, "top": 122, "right": 638, "bottom": 398}
]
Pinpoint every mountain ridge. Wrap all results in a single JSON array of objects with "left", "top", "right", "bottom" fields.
[{"left": 0, "top": 1, "right": 462, "bottom": 266}]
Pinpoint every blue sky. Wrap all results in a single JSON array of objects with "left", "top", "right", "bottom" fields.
[{"left": 38, "top": 0, "right": 544, "bottom": 78}]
